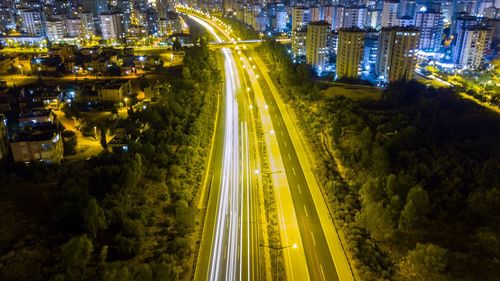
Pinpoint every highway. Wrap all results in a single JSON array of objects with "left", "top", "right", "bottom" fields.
[
  {"left": 187, "top": 8, "right": 354, "bottom": 281},
  {"left": 248, "top": 52, "right": 338, "bottom": 281},
  {"left": 189, "top": 15, "right": 257, "bottom": 281}
]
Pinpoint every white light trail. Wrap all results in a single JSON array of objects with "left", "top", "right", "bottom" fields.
[{"left": 189, "top": 15, "right": 249, "bottom": 281}]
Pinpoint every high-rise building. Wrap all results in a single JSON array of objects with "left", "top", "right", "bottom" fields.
[
  {"left": 21, "top": 10, "right": 46, "bottom": 36},
  {"left": 415, "top": 11, "right": 444, "bottom": 52},
  {"left": 0, "top": 5, "right": 15, "bottom": 32},
  {"left": 381, "top": 0, "right": 399, "bottom": 27},
  {"left": 306, "top": 21, "right": 330, "bottom": 69},
  {"left": 311, "top": 5, "right": 321, "bottom": 22},
  {"left": 454, "top": 27, "right": 492, "bottom": 69},
  {"left": 441, "top": 1, "right": 454, "bottom": 23},
  {"left": 291, "top": 28, "right": 307, "bottom": 57},
  {"left": 65, "top": 17, "right": 83, "bottom": 38},
  {"left": 336, "top": 28, "right": 365, "bottom": 79},
  {"left": 376, "top": 27, "right": 420, "bottom": 82},
  {"left": 45, "top": 19, "right": 65, "bottom": 41},
  {"left": 80, "top": 12, "right": 96, "bottom": 37},
  {"left": 292, "top": 6, "right": 311, "bottom": 31},
  {"left": 100, "top": 13, "right": 125, "bottom": 40},
  {"left": 275, "top": 7, "right": 287, "bottom": 32},
  {"left": 254, "top": 11, "right": 268, "bottom": 31},
  {"left": 398, "top": 15, "right": 415, "bottom": 27},
  {"left": 483, "top": 6, "right": 498, "bottom": 19},
  {"left": 363, "top": 29, "right": 379, "bottom": 74},
  {"left": 343, "top": 6, "right": 367, "bottom": 28},
  {"left": 81, "top": 0, "right": 108, "bottom": 17},
  {"left": 452, "top": 14, "right": 484, "bottom": 59},
  {"left": 365, "top": 8, "right": 380, "bottom": 28},
  {"left": 398, "top": 0, "right": 417, "bottom": 18},
  {"left": 328, "top": 5, "right": 345, "bottom": 30}
]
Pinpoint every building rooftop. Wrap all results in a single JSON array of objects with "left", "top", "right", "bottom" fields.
[{"left": 10, "top": 123, "right": 59, "bottom": 142}]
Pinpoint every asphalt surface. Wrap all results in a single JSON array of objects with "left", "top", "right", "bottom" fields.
[
  {"left": 249, "top": 51, "right": 340, "bottom": 281},
  {"left": 190, "top": 14, "right": 257, "bottom": 281}
]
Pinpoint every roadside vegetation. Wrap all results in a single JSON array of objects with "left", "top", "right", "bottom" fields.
[
  {"left": 257, "top": 39, "right": 500, "bottom": 281},
  {"left": 0, "top": 40, "right": 221, "bottom": 281},
  {"left": 422, "top": 58, "right": 500, "bottom": 109},
  {"left": 219, "top": 16, "right": 260, "bottom": 40}
]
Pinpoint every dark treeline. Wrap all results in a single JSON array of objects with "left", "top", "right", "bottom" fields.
[
  {"left": 0, "top": 40, "right": 221, "bottom": 281},
  {"left": 219, "top": 16, "right": 259, "bottom": 40},
  {"left": 258, "top": 39, "right": 500, "bottom": 281}
]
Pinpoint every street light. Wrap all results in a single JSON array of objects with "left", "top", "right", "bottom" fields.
[
  {"left": 260, "top": 243, "right": 298, "bottom": 279},
  {"left": 124, "top": 97, "right": 129, "bottom": 108},
  {"left": 17, "top": 65, "right": 23, "bottom": 75}
]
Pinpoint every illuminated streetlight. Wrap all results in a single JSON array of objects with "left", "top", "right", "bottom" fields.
[{"left": 259, "top": 243, "right": 298, "bottom": 279}]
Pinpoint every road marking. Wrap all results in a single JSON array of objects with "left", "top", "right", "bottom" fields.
[
  {"left": 277, "top": 121, "right": 281, "bottom": 127},
  {"left": 292, "top": 167, "right": 296, "bottom": 175},
  {"left": 284, "top": 141, "right": 287, "bottom": 148},
  {"left": 288, "top": 153, "right": 291, "bottom": 160},
  {"left": 297, "top": 184, "right": 302, "bottom": 194},
  {"left": 280, "top": 130, "right": 284, "bottom": 136},
  {"left": 320, "top": 264, "right": 326, "bottom": 281},
  {"left": 311, "top": 231, "right": 316, "bottom": 247},
  {"left": 303, "top": 205, "right": 308, "bottom": 217}
]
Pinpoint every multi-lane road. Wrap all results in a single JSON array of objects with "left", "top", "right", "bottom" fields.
[
  {"left": 188, "top": 9, "right": 354, "bottom": 281},
  {"left": 190, "top": 15, "right": 258, "bottom": 281}
]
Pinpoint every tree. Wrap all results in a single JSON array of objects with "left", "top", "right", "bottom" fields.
[
  {"left": 62, "top": 130, "right": 78, "bottom": 155},
  {"left": 467, "top": 188, "right": 500, "bottom": 227},
  {"left": 360, "top": 127, "right": 373, "bottom": 150},
  {"left": 359, "top": 178, "right": 384, "bottom": 204},
  {"left": 83, "top": 198, "right": 107, "bottom": 238},
  {"left": 399, "top": 185, "right": 430, "bottom": 231},
  {"left": 61, "top": 235, "right": 94, "bottom": 277},
  {"left": 100, "top": 127, "right": 107, "bottom": 149},
  {"left": 172, "top": 39, "right": 181, "bottom": 51},
  {"left": 154, "top": 260, "right": 178, "bottom": 281},
  {"left": 397, "top": 243, "right": 448, "bottom": 281},
  {"left": 134, "top": 264, "right": 153, "bottom": 281},
  {"left": 371, "top": 146, "right": 390, "bottom": 175},
  {"left": 102, "top": 266, "right": 132, "bottom": 281},
  {"left": 331, "top": 117, "right": 342, "bottom": 143},
  {"left": 385, "top": 174, "right": 397, "bottom": 197},
  {"left": 356, "top": 201, "right": 395, "bottom": 241}
]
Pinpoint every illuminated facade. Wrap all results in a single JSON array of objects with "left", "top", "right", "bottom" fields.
[
  {"left": 100, "top": 13, "right": 125, "bottom": 40},
  {"left": 377, "top": 27, "right": 420, "bottom": 82},
  {"left": 455, "top": 27, "right": 492, "bottom": 70},
  {"left": 336, "top": 28, "right": 365, "bottom": 79},
  {"left": 415, "top": 11, "right": 444, "bottom": 52},
  {"left": 306, "top": 21, "right": 329, "bottom": 69}
]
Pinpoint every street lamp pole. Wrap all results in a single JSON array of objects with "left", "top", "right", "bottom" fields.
[{"left": 259, "top": 243, "right": 297, "bottom": 280}]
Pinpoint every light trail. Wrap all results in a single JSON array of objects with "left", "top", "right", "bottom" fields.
[{"left": 189, "top": 15, "right": 251, "bottom": 281}]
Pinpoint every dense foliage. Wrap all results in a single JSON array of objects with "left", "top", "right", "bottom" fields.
[
  {"left": 258, "top": 39, "right": 500, "bottom": 281},
  {"left": 220, "top": 16, "right": 259, "bottom": 40},
  {"left": 0, "top": 41, "right": 221, "bottom": 281}
]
